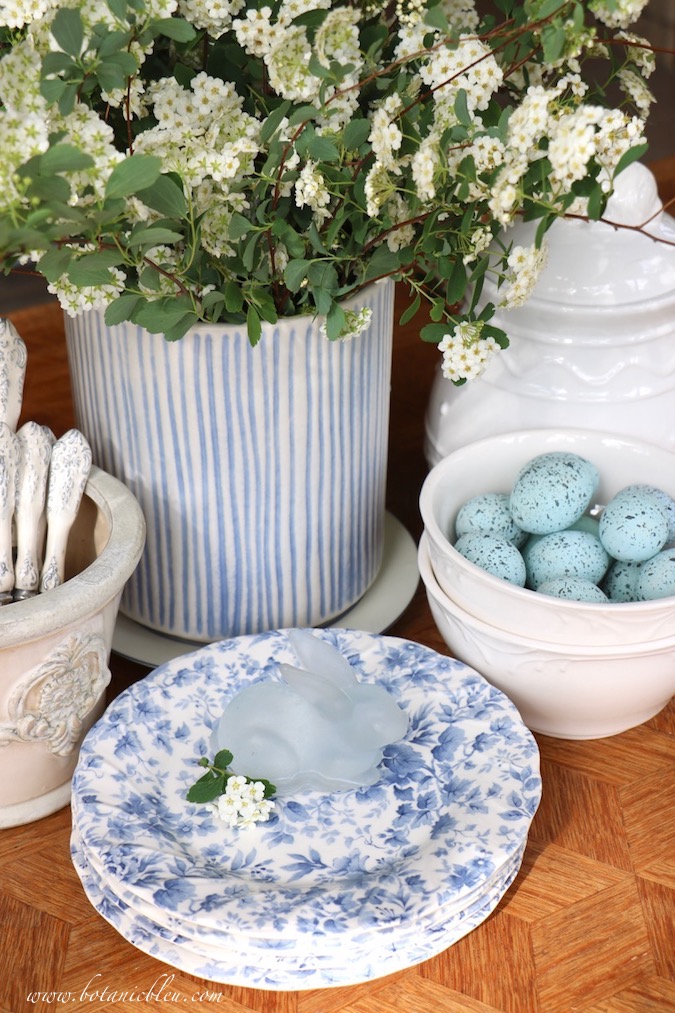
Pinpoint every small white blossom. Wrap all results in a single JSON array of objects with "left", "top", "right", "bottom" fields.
[
  {"left": 206, "top": 775, "right": 275, "bottom": 829},
  {"left": 439, "top": 320, "right": 501, "bottom": 382},
  {"left": 499, "top": 242, "right": 548, "bottom": 308},
  {"left": 48, "top": 268, "right": 127, "bottom": 317},
  {"left": 590, "top": 0, "right": 649, "bottom": 30},
  {"left": 320, "top": 306, "right": 372, "bottom": 341},
  {"left": 295, "top": 160, "right": 331, "bottom": 220}
]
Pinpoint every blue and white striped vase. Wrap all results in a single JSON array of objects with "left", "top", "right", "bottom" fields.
[{"left": 64, "top": 281, "right": 394, "bottom": 643}]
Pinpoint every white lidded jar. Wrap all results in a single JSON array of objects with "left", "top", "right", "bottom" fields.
[{"left": 425, "top": 163, "right": 675, "bottom": 465}]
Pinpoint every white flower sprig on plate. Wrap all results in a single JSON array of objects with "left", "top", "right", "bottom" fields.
[{"left": 187, "top": 749, "right": 276, "bottom": 829}]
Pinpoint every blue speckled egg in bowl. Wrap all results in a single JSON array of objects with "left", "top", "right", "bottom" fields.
[{"left": 419, "top": 429, "right": 675, "bottom": 648}]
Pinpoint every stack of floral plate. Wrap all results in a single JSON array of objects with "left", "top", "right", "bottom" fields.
[{"left": 70, "top": 629, "right": 541, "bottom": 990}]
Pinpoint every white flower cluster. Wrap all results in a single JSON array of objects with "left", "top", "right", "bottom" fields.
[
  {"left": 590, "top": 0, "right": 649, "bottom": 30},
  {"left": 48, "top": 267, "right": 127, "bottom": 316},
  {"left": 499, "top": 243, "right": 548, "bottom": 309},
  {"left": 439, "top": 321, "right": 501, "bottom": 382},
  {"left": 320, "top": 306, "right": 372, "bottom": 341},
  {"left": 295, "top": 160, "right": 331, "bottom": 221},
  {"left": 486, "top": 82, "right": 646, "bottom": 225},
  {"left": 206, "top": 775, "right": 275, "bottom": 829},
  {"left": 178, "top": 0, "right": 244, "bottom": 38},
  {"left": 0, "top": 0, "right": 58, "bottom": 28}
]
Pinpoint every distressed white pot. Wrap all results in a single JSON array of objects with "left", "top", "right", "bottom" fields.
[
  {"left": 425, "top": 163, "right": 675, "bottom": 465},
  {"left": 0, "top": 466, "right": 145, "bottom": 827},
  {"left": 65, "top": 282, "right": 394, "bottom": 642}
]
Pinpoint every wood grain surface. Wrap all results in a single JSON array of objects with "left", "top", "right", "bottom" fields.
[{"left": 2, "top": 166, "right": 675, "bottom": 1012}]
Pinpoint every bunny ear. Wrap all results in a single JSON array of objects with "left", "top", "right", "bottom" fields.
[
  {"left": 287, "top": 629, "right": 357, "bottom": 690},
  {"left": 279, "top": 663, "right": 353, "bottom": 720}
]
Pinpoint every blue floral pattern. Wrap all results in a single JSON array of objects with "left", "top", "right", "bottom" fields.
[{"left": 71, "top": 630, "right": 541, "bottom": 984}]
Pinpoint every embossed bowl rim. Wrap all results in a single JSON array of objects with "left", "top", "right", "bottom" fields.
[
  {"left": 0, "top": 465, "right": 146, "bottom": 647},
  {"left": 419, "top": 532, "right": 675, "bottom": 658},
  {"left": 419, "top": 427, "right": 675, "bottom": 646}
]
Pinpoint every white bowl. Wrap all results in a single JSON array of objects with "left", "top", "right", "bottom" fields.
[
  {"left": 0, "top": 467, "right": 146, "bottom": 827},
  {"left": 419, "top": 428, "right": 675, "bottom": 647},
  {"left": 419, "top": 533, "right": 675, "bottom": 739}
]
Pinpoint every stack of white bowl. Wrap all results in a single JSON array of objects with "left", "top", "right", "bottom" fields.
[
  {"left": 419, "top": 428, "right": 675, "bottom": 740},
  {"left": 70, "top": 628, "right": 541, "bottom": 989}
]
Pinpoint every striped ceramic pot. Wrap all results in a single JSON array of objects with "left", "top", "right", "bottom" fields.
[{"left": 64, "top": 281, "right": 394, "bottom": 642}]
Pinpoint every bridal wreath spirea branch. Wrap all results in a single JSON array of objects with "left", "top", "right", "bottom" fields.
[{"left": 0, "top": 0, "right": 654, "bottom": 378}]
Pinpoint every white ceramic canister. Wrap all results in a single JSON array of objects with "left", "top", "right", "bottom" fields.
[
  {"left": 425, "top": 163, "right": 675, "bottom": 465},
  {"left": 65, "top": 281, "right": 394, "bottom": 643}
]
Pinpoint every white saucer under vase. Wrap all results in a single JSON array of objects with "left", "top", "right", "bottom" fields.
[{"left": 112, "top": 512, "right": 419, "bottom": 668}]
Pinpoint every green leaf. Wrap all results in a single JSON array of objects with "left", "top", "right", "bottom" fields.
[
  {"left": 107, "top": 0, "right": 131, "bottom": 19},
  {"left": 261, "top": 101, "right": 292, "bottom": 144},
  {"left": 96, "top": 51, "right": 138, "bottom": 92},
  {"left": 37, "top": 248, "right": 73, "bottom": 283},
  {"left": 586, "top": 184, "right": 607, "bottom": 221},
  {"left": 314, "top": 288, "right": 333, "bottom": 316},
  {"left": 137, "top": 175, "right": 188, "bottom": 218},
  {"left": 151, "top": 17, "right": 198, "bottom": 42},
  {"left": 164, "top": 313, "right": 198, "bottom": 341},
  {"left": 342, "top": 118, "right": 370, "bottom": 150},
  {"left": 186, "top": 773, "right": 226, "bottom": 803},
  {"left": 105, "top": 155, "right": 162, "bottom": 200},
  {"left": 307, "top": 134, "right": 340, "bottom": 162},
  {"left": 68, "top": 250, "right": 125, "bottom": 286},
  {"left": 133, "top": 300, "right": 194, "bottom": 333},
  {"left": 446, "top": 256, "right": 467, "bottom": 306},
  {"left": 247, "top": 303, "right": 262, "bottom": 346},
  {"left": 104, "top": 293, "right": 142, "bottom": 325},
  {"left": 213, "top": 749, "right": 234, "bottom": 769},
  {"left": 41, "top": 144, "right": 95, "bottom": 174},
  {"left": 424, "top": 4, "right": 449, "bottom": 32},
  {"left": 41, "top": 52, "right": 76, "bottom": 76},
  {"left": 39, "top": 78, "right": 67, "bottom": 105},
  {"left": 25, "top": 175, "right": 72, "bottom": 203},
  {"left": 454, "top": 89, "right": 471, "bottom": 129},
  {"left": 541, "top": 22, "right": 566, "bottom": 64},
  {"left": 399, "top": 293, "right": 421, "bottom": 326},
  {"left": 420, "top": 321, "right": 450, "bottom": 343},
  {"left": 224, "top": 280, "right": 244, "bottom": 313},
  {"left": 126, "top": 226, "right": 184, "bottom": 248},
  {"left": 614, "top": 142, "right": 649, "bottom": 178},
  {"left": 284, "top": 258, "right": 310, "bottom": 292},
  {"left": 96, "top": 29, "right": 133, "bottom": 58},
  {"left": 50, "top": 8, "right": 84, "bottom": 57},
  {"left": 324, "top": 300, "right": 346, "bottom": 340},
  {"left": 229, "top": 212, "right": 255, "bottom": 240},
  {"left": 288, "top": 105, "right": 321, "bottom": 127},
  {"left": 307, "top": 261, "right": 338, "bottom": 292}
]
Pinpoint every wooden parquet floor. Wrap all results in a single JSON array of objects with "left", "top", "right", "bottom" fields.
[{"left": 3, "top": 157, "right": 675, "bottom": 1012}]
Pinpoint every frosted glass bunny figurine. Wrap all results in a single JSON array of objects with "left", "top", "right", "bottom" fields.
[{"left": 211, "top": 630, "right": 408, "bottom": 793}]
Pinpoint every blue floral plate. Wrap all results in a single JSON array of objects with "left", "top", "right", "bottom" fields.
[
  {"left": 71, "top": 819, "right": 526, "bottom": 989},
  {"left": 71, "top": 630, "right": 540, "bottom": 953}
]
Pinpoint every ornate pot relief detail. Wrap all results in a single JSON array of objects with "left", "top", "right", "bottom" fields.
[{"left": 0, "top": 632, "right": 110, "bottom": 756}]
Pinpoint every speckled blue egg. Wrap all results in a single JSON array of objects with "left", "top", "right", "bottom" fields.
[
  {"left": 509, "top": 452, "right": 599, "bottom": 535},
  {"left": 455, "top": 493, "right": 528, "bottom": 547},
  {"left": 603, "top": 559, "right": 643, "bottom": 602},
  {"left": 619, "top": 484, "right": 675, "bottom": 542},
  {"left": 598, "top": 488, "right": 669, "bottom": 563},
  {"left": 634, "top": 548, "right": 675, "bottom": 600},
  {"left": 537, "top": 576, "right": 609, "bottom": 603},
  {"left": 523, "top": 530, "right": 610, "bottom": 589},
  {"left": 454, "top": 532, "right": 527, "bottom": 586}
]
